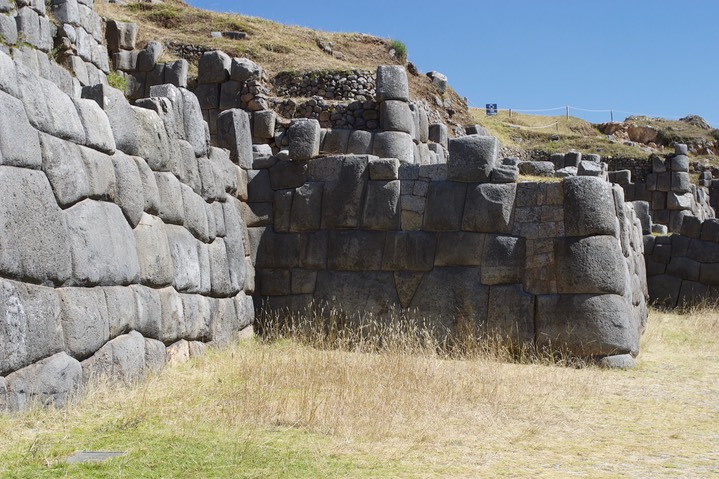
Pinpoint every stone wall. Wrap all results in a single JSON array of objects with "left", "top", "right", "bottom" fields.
[
  {"left": 0, "top": 50, "right": 254, "bottom": 412},
  {"left": 644, "top": 216, "right": 719, "bottom": 307},
  {"left": 0, "top": 0, "right": 662, "bottom": 413},
  {"left": 273, "top": 69, "right": 375, "bottom": 102},
  {"left": 244, "top": 149, "right": 648, "bottom": 364},
  {"left": 108, "top": 22, "right": 189, "bottom": 101},
  {"left": 618, "top": 145, "right": 713, "bottom": 232}
]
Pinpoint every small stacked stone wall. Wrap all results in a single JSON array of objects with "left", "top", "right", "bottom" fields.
[
  {"left": 273, "top": 69, "right": 375, "bottom": 102},
  {"left": 620, "top": 145, "right": 713, "bottom": 232},
  {"left": 644, "top": 216, "right": 719, "bottom": 307},
  {"left": 0, "top": 50, "right": 254, "bottom": 412},
  {"left": 275, "top": 97, "right": 380, "bottom": 131},
  {"left": 242, "top": 145, "right": 648, "bottom": 364}
]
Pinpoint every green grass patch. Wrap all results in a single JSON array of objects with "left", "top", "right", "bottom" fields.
[
  {"left": 106, "top": 71, "right": 127, "bottom": 92},
  {"left": 389, "top": 39, "right": 407, "bottom": 62}
]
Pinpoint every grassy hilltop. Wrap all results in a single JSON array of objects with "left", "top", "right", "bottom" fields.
[{"left": 98, "top": 0, "right": 719, "bottom": 165}]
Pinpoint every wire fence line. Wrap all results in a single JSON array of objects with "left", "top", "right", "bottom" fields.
[{"left": 467, "top": 101, "right": 681, "bottom": 123}]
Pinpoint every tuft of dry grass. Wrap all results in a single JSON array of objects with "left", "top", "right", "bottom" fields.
[{"left": 1, "top": 305, "right": 718, "bottom": 477}]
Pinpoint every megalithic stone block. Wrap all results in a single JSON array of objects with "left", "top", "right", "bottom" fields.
[
  {"left": 198, "top": 50, "right": 231, "bottom": 84},
  {"left": 447, "top": 134, "right": 498, "bottom": 182},
  {"left": 217, "top": 108, "right": 253, "bottom": 168},
  {"left": 288, "top": 118, "right": 321, "bottom": 161},
  {"left": 105, "top": 20, "right": 138, "bottom": 53},
  {"left": 376, "top": 65, "right": 409, "bottom": 102},
  {"left": 536, "top": 293, "right": 638, "bottom": 356},
  {"left": 4, "top": 352, "right": 82, "bottom": 412}
]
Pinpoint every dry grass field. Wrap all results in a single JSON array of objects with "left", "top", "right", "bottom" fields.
[
  {"left": 1, "top": 305, "right": 717, "bottom": 478},
  {"left": 0, "top": 309, "right": 719, "bottom": 478}
]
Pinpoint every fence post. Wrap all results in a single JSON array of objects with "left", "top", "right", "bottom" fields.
[
  {"left": 610, "top": 110, "right": 614, "bottom": 122},
  {"left": 509, "top": 109, "right": 512, "bottom": 118},
  {"left": 565, "top": 106, "right": 569, "bottom": 119}
]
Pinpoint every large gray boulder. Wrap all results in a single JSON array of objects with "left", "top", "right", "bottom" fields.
[
  {"left": 59, "top": 287, "right": 110, "bottom": 359},
  {"left": 0, "top": 50, "right": 20, "bottom": 98},
  {"left": 156, "top": 287, "right": 188, "bottom": 343},
  {"left": 382, "top": 231, "right": 436, "bottom": 271},
  {"left": 315, "top": 270, "right": 400, "bottom": 318},
  {"left": 17, "top": 65, "right": 85, "bottom": 144},
  {"left": 64, "top": 200, "right": 141, "bottom": 286},
  {"left": 369, "top": 158, "right": 399, "bottom": 180},
  {"left": 39, "top": 133, "right": 90, "bottom": 206},
  {"left": 327, "top": 230, "right": 385, "bottom": 271},
  {"left": 410, "top": 267, "right": 489, "bottom": 335},
  {"left": 518, "top": 161, "right": 554, "bottom": 177},
  {"left": 92, "top": 84, "right": 141, "bottom": 156},
  {"left": 81, "top": 330, "right": 147, "bottom": 386},
  {"left": 133, "top": 213, "right": 174, "bottom": 288},
  {"left": 563, "top": 176, "right": 617, "bottom": 237},
  {"left": 103, "top": 285, "right": 138, "bottom": 338},
  {"left": 208, "top": 238, "right": 236, "bottom": 296},
  {"left": 198, "top": 50, "right": 231, "bottom": 83},
  {"left": 252, "top": 110, "right": 275, "bottom": 139},
  {"left": 429, "top": 123, "right": 448, "bottom": 149},
  {"left": 322, "top": 129, "right": 350, "bottom": 155},
  {"left": 321, "top": 156, "right": 369, "bottom": 229},
  {"left": 434, "top": 232, "right": 485, "bottom": 266},
  {"left": 347, "top": 130, "right": 374, "bottom": 155},
  {"left": 290, "top": 183, "right": 323, "bottom": 232},
  {"left": 165, "top": 224, "right": 202, "bottom": 293},
  {"left": 0, "top": 90, "right": 42, "bottom": 168},
  {"left": 80, "top": 146, "right": 117, "bottom": 201},
  {"left": 73, "top": 97, "right": 116, "bottom": 155},
  {"left": 106, "top": 20, "right": 138, "bottom": 52},
  {"left": 448, "top": 135, "right": 498, "bottom": 182},
  {"left": 131, "top": 106, "right": 171, "bottom": 172},
  {"left": 481, "top": 235, "right": 525, "bottom": 285},
  {"left": 181, "top": 184, "right": 210, "bottom": 242},
  {"left": 555, "top": 236, "right": 626, "bottom": 295},
  {"left": 362, "top": 180, "right": 401, "bottom": 230},
  {"left": 289, "top": 119, "right": 321, "bottom": 161},
  {"left": 372, "top": 131, "right": 414, "bottom": 163},
  {"left": 423, "top": 182, "right": 467, "bottom": 231},
  {"left": 536, "top": 294, "right": 638, "bottom": 356},
  {"left": 376, "top": 65, "right": 409, "bottom": 102},
  {"left": 0, "top": 280, "right": 63, "bottom": 376},
  {"left": 487, "top": 284, "right": 535, "bottom": 344},
  {"left": 463, "top": 183, "right": 516, "bottom": 233},
  {"left": 148, "top": 84, "right": 187, "bottom": 141},
  {"left": 179, "top": 88, "right": 210, "bottom": 158},
  {"left": 111, "top": 152, "right": 144, "bottom": 227},
  {"left": 231, "top": 57, "right": 263, "bottom": 83},
  {"left": 132, "top": 156, "right": 161, "bottom": 214},
  {"left": 197, "top": 157, "right": 223, "bottom": 202},
  {"left": 4, "top": 352, "right": 82, "bottom": 411},
  {"left": 154, "top": 172, "right": 186, "bottom": 225},
  {"left": 217, "top": 108, "right": 253, "bottom": 168},
  {"left": 0, "top": 167, "right": 72, "bottom": 285},
  {"left": 130, "top": 285, "right": 162, "bottom": 339},
  {"left": 380, "top": 100, "right": 413, "bottom": 133}
]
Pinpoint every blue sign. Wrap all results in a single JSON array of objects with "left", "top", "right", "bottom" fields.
[{"left": 486, "top": 104, "right": 498, "bottom": 116}]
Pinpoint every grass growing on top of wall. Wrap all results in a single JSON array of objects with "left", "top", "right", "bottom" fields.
[{"left": 1, "top": 306, "right": 718, "bottom": 478}]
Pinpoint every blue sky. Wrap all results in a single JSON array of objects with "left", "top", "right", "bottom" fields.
[{"left": 187, "top": 0, "right": 719, "bottom": 127}]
